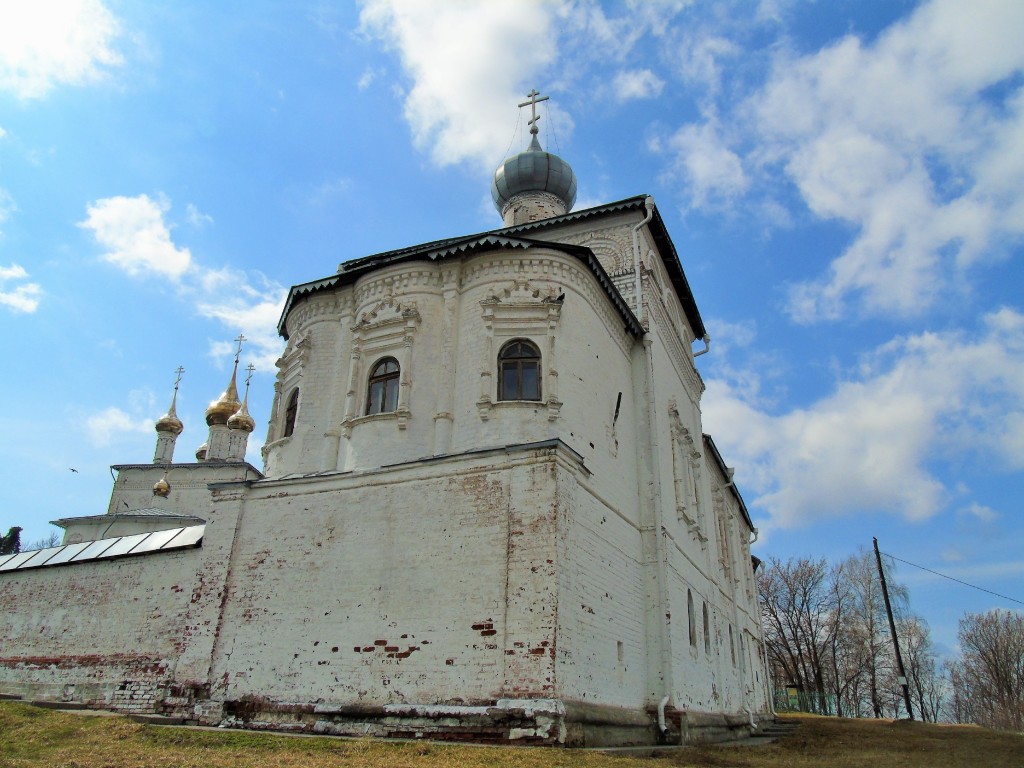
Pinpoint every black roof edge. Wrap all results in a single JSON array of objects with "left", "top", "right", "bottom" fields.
[
  {"left": 702, "top": 433, "right": 755, "bottom": 533},
  {"left": 278, "top": 231, "right": 644, "bottom": 339},
  {"left": 492, "top": 195, "right": 706, "bottom": 340}
]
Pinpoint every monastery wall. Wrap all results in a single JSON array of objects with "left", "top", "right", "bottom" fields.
[
  {"left": 0, "top": 549, "right": 202, "bottom": 712},
  {"left": 206, "top": 443, "right": 565, "bottom": 711},
  {"left": 553, "top": 466, "right": 648, "bottom": 709}
]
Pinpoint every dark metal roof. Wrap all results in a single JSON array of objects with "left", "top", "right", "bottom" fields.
[
  {"left": 280, "top": 196, "right": 704, "bottom": 341},
  {"left": 279, "top": 232, "right": 644, "bottom": 339},
  {"left": 492, "top": 195, "right": 706, "bottom": 340},
  {"left": 702, "top": 433, "right": 755, "bottom": 533}
]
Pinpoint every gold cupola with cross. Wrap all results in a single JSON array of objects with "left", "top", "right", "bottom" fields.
[
  {"left": 202, "top": 335, "right": 246, "bottom": 461},
  {"left": 153, "top": 367, "right": 185, "bottom": 464}
]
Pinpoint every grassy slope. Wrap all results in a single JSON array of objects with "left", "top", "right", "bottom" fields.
[{"left": 0, "top": 702, "right": 1021, "bottom": 768}]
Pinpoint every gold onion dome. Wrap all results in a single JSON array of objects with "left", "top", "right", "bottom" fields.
[
  {"left": 153, "top": 472, "right": 171, "bottom": 498},
  {"left": 156, "top": 370, "right": 185, "bottom": 435},
  {"left": 206, "top": 370, "right": 241, "bottom": 426},
  {"left": 155, "top": 401, "right": 184, "bottom": 436},
  {"left": 227, "top": 397, "right": 255, "bottom": 433}
]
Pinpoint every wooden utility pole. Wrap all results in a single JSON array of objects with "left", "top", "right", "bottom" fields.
[{"left": 873, "top": 537, "right": 914, "bottom": 720}]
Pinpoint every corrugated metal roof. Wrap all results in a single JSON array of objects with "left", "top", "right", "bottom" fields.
[{"left": 0, "top": 525, "right": 205, "bottom": 574}]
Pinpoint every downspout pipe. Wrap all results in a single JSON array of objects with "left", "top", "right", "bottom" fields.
[
  {"left": 693, "top": 334, "right": 711, "bottom": 357},
  {"left": 632, "top": 196, "right": 655, "bottom": 317},
  {"left": 658, "top": 694, "right": 671, "bottom": 734}
]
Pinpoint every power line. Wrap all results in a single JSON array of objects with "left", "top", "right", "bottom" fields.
[{"left": 879, "top": 550, "right": 1024, "bottom": 607}]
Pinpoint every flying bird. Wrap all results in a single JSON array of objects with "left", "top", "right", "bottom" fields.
[{"left": 69, "top": 468, "right": 78, "bottom": 473}]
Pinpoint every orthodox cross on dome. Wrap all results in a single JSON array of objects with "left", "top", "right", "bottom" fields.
[
  {"left": 518, "top": 89, "right": 549, "bottom": 135},
  {"left": 172, "top": 365, "right": 184, "bottom": 392},
  {"left": 233, "top": 334, "right": 246, "bottom": 364},
  {"left": 244, "top": 363, "right": 255, "bottom": 389}
]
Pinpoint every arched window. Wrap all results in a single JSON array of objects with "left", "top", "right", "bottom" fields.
[
  {"left": 687, "top": 590, "right": 697, "bottom": 649},
  {"left": 703, "top": 602, "right": 710, "bottom": 654},
  {"left": 498, "top": 339, "right": 541, "bottom": 401},
  {"left": 283, "top": 389, "right": 299, "bottom": 438},
  {"left": 366, "top": 357, "right": 400, "bottom": 415}
]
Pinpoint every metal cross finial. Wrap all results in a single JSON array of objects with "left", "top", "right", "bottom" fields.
[
  {"left": 172, "top": 366, "right": 184, "bottom": 392},
  {"left": 518, "top": 89, "right": 549, "bottom": 135},
  {"left": 244, "top": 363, "right": 255, "bottom": 388},
  {"left": 233, "top": 334, "right": 246, "bottom": 363}
]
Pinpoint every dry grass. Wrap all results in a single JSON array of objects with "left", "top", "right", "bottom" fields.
[{"left": 1, "top": 702, "right": 1021, "bottom": 768}]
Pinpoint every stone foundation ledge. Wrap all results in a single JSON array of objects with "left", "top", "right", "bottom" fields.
[
  {"left": 217, "top": 697, "right": 660, "bottom": 747},
  {"left": 672, "top": 709, "right": 772, "bottom": 744}
]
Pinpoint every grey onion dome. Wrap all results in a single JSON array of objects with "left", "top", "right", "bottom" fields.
[{"left": 491, "top": 133, "right": 577, "bottom": 215}]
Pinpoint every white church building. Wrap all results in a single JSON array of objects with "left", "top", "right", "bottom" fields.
[{"left": 0, "top": 94, "right": 771, "bottom": 746}]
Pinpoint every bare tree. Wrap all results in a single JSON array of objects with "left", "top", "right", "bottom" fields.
[
  {"left": 758, "top": 557, "right": 837, "bottom": 713},
  {"left": 951, "top": 609, "right": 1024, "bottom": 731},
  {"left": 840, "top": 551, "right": 894, "bottom": 717},
  {"left": 894, "top": 615, "right": 945, "bottom": 721},
  {"left": 24, "top": 529, "right": 62, "bottom": 550}
]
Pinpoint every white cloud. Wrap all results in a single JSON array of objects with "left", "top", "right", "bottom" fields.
[
  {"left": 186, "top": 203, "right": 214, "bottom": 228},
  {"left": 960, "top": 503, "right": 999, "bottom": 523},
  {"left": 703, "top": 307, "right": 1024, "bottom": 528},
  {"left": 357, "top": 67, "right": 383, "bottom": 90},
  {"left": 195, "top": 269, "right": 287, "bottom": 373},
  {"left": 612, "top": 69, "right": 665, "bottom": 102},
  {"left": 357, "top": 1, "right": 691, "bottom": 171},
  {"left": 657, "top": 0, "right": 1024, "bottom": 322},
  {"left": 0, "top": 263, "right": 41, "bottom": 313},
  {"left": 79, "top": 194, "right": 192, "bottom": 279},
  {"left": 662, "top": 118, "right": 748, "bottom": 209},
  {"left": 80, "top": 193, "right": 284, "bottom": 371},
  {"left": 768, "top": 0, "right": 1024, "bottom": 321},
  {"left": 85, "top": 406, "right": 152, "bottom": 447},
  {"left": 0, "top": 264, "right": 29, "bottom": 280},
  {"left": 0, "top": 0, "right": 123, "bottom": 99},
  {"left": 0, "top": 188, "right": 15, "bottom": 233},
  {"left": 667, "top": 29, "right": 739, "bottom": 93},
  {"left": 358, "top": 0, "right": 563, "bottom": 171}
]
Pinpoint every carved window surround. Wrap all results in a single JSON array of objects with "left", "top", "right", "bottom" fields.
[
  {"left": 476, "top": 277, "right": 563, "bottom": 422},
  {"left": 669, "top": 400, "right": 707, "bottom": 548},
  {"left": 341, "top": 296, "right": 420, "bottom": 436},
  {"left": 267, "top": 335, "right": 311, "bottom": 446},
  {"left": 714, "top": 490, "right": 733, "bottom": 583}
]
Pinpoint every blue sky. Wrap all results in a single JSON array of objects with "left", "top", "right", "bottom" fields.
[{"left": 1, "top": 0, "right": 1021, "bottom": 654}]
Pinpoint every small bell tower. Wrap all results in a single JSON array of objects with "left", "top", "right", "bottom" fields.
[
  {"left": 153, "top": 366, "right": 185, "bottom": 464},
  {"left": 202, "top": 335, "right": 244, "bottom": 462},
  {"left": 226, "top": 363, "right": 256, "bottom": 461}
]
